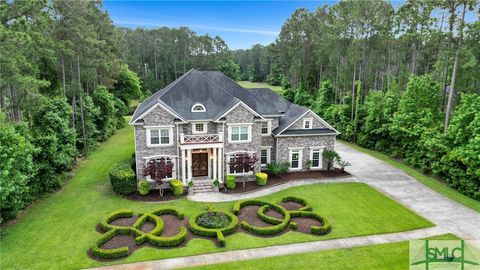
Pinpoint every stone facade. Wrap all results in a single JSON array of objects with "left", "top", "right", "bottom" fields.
[
  {"left": 289, "top": 111, "right": 328, "bottom": 130},
  {"left": 276, "top": 135, "right": 336, "bottom": 171}
]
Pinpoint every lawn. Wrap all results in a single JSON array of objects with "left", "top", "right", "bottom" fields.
[
  {"left": 0, "top": 124, "right": 432, "bottom": 270},
  {"left": 237, "top": 81, "right": 283, "bottom": 94},
  {"left": 340, "top": 141, "right": 480, "bottom": 213},
  {"left": 182, "top": 234, "right": 460, "bottom": 270}
]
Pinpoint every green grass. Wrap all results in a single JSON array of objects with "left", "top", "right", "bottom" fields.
[
  {"left": 237, "top": 81, "right": 283, "bottom": 94},
  {"left": 0, "top": 124, "right": 432, "bottom": 270},
  {"left": 340, "top": 140, "right": 480, "bottom": 213},
  {"left": 182, "top": 234, "right": 460, "bottom": 270}
]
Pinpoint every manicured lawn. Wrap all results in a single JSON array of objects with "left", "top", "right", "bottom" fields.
[
  {"left": 340, "top": 141, "right": 480, "bottom": 213},
  {"left": 182, "top": 234, "right": 460, "bottom": 270},
  {"left": 0, "top": 124, "right": 432, "bottom": 270},
  {"left": 237, "top": 81, "right": 283, "bottom": 94}
]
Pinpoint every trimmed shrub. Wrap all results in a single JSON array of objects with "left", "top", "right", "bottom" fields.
[
  {"left": 169, "top": 179, "right": 184, "bottom": 196},
  {"left": 226, "top": 175, "right": 236, "bottom": 189},
  {"left": 91, "top": 230, "right": 129, "bottom": 259},
  {"left": 289, "top": 222, "right": 298, "bottom": 230},
  {"left": 233, "top": 199, "right": 267, "bottom": 215},
  {"left": 151, "top": 208, "right": 185, "bottom": 219},
  {"left": 146, "top": 226, "right": 187, "bottom": 247},
  {"left": 189, "top": 211, "right": 238, "bottom": 238},
  {"left": 99, "top": 209, "right": 134, "bottom": 231},
  {"left": 290, "top": 210, "right": 331, "bottom": 235},
  {"left": 197, "top": 212, "right": 231, "bottom": 229},
  {"left": 255, "top": 172, "right": 268, "bottom": 186},
  {"left": 257, "top": 205, "right": 283, "bottom": 225},
  {"left": 109, "top": 162, "right": 136, "bottom": 195},
  {"left": 281, "top": 196, "right": 312, "bottom": 211},
  {"left": 137, "top": 180, "right": 150, "bottom": 195},
  {"left": 217, "top": 231, "right": 226, "bottom": 247},
  {"left": 234, "top": 199, "right": 290, "bottom": 236}
]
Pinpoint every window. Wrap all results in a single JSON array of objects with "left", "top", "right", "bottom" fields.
[
  {"left": 310, "top": 148, "right": 323, "bottom": 169},
  {"left": 229, "top": 125, "right": 251, "bottom": 142},
  {"left": 191, "top": 103, "right": 206, "bottom": 112},
  {"left": 228, "top": 154, "right": 245, "bottom": 174},
  {"left": 289, "top": 149, "right": 303, "bottom": 170},
  {"left": 192, "top": 123, "right": 207, "bottom": 134},
  {"left": 260, "top": 147, "right": 271, "bottom": 166},
  {"left": 146, "top": 157, "right": 175, "bottom": 179},
  {"left": 303, "top": 118, "right": 313, "bottom": 129},
  {"left": 147, "top": 127, "right": 173, "bottom": 147},
  {"left": 261, "top": 121, "right": 270, "bottom": 135}
]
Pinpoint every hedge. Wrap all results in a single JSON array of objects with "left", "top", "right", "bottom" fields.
[
  {"left": 217, "top": 231, "right": 226, "bottom": 247},
  {"left": 290, "top": 210, "right": 331, "bottom": 235},
  {"left": 189, "top": 211, "right": 238, "bottom": 238},
  {"left": 233, "top": 199, "right": 268, "bottom": 215},
  {"left": 145, "top": 226, "right": 187, "bottom": 247},
  {"left": 226, "top": 175, "right": 236, "bottom": 189},
  {"left": 169, "top": 179, "right": 184, "bottom": 196},
  {"left": 99, "top": 209, "right": 134, "bottom": 232},
  {"left": 234, "top": 199, "right": 291, "bottom": 236},
  {"left": 91, "top": 230, "right": 129, "bottom": 259},
  {"left": 137, "top": 180, "right": 150, "bottom": 195},
  {"left": 255, "top": 172, "right": 268, "bottom": 186},
  {"left": 257, "top": 205, "right": 283, "bottom": 225},
  {"left": 289, "top": 221, "right": 298, "bottom": 230},
  {"left": 109, "top": 162, "right": 136, "bottom": 195},
  {"left": 281, "top": 196, "right": 312, "bottom": 211}
]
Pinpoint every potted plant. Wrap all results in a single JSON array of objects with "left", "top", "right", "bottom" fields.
[
  {"left": 213, "top": 178, "right": 219, "bottom": 192},
  {"left": 188, "top": 180, "right": 194, "bottom": 195}
]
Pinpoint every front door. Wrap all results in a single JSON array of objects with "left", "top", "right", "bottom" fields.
[{"left": 192, "top": 153, "right": 208, "bottom": 177}]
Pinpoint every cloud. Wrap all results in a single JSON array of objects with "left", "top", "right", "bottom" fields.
[{"left": 113, "top": 19, "right": 279, "bottom": 36}]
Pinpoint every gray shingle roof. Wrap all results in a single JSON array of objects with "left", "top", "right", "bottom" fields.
[
  {"left": 130, "top": 69, "right": 333, "bottom": 137},
  {"left": 279, "top": 128, "right": 338, "bottom": 136}
]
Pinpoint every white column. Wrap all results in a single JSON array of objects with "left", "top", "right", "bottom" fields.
[
  {"left": 181, "top": 149, "right": 186, "bottom": 184},
  {"left": 187, "top": 149, "right": 192, "bottom": 181},
  {"left": 217, "top": 147, "right": 223, "bottom": 183},
  {"left": 212, "top": 147, "right": 217, "bottom": 180}
]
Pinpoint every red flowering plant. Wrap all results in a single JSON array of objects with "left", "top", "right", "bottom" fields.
[
  {"left": 228, "top": 152, "right": 259, "bottom": 188},
  {"left": 143, "top": 158, "right": 174, "bottom": 184}
]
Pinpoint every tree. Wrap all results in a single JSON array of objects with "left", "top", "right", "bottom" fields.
[
  {"left": 112, "top": 64, "right": 141, "bottom": 106},
  {"left": 143, "top": 158, "right": 174, "bottom": 184},
  {"left": 91, "top": 87, "right": 116, "bottom": 141},
  {"left": 228, "top": 153, "right": 259, "bottom": 188},
  {"left": 322, "top": 150, "right": 339, "bottom": 170}
]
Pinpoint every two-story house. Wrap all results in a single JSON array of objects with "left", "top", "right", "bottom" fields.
[{"left": 129, "top": 69, "right": 339, "bottom": 188}]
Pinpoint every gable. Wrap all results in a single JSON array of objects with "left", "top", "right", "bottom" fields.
[
  {"left": 288, "top": 111, "right": 328, "bottom": 130},
  {"left": 141, "top": 105, "right": 178, "bottom": 126}
]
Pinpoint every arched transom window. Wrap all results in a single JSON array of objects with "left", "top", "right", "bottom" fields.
[{"left": 191, "top": 103, "right": 206, "bottom": 112}]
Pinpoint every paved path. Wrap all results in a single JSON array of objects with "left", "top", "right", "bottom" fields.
[
  {"left": 188, "top": 176, "right": 357, "bottom": 202},
  {"left": 335, "top": 142, "right": 480, "bottom": 248},
  {"left": 89, "top": 226, "right": 449, "bottom": 270}
]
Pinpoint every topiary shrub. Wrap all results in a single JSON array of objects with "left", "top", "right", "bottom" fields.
[
  {"left": 189, "top": 210, "right": 238, "bottom": 246},
  {"left": 109, "top": 162, "right": 136, "bottom": 195},
  {"left": 137, "top": 180, "right": 150, "bottom": 196},
  {"left": 255, "top": 172, "right": 268, "bottom": 186},
  {"left": 289, "top": 210, "right": 331, "bottom": 235},
  {"left": 281, "top": 196, "right": 312, "bottom": 211},
  {"left": 289, "top": 221, "right": 298, "bottom": 230},
  {"left": 169, "top": 179, "right": 184, "bottom": 196},
  {"left": 226, "top": 175, "right": 236, "bottom": 190}
]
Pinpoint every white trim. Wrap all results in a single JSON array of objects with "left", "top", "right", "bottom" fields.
[
  {"left": 303, "top": 118, "right": 313, "bottom": 129},
  {"left": 192, "top": 122, "right": 207, "bottom": 134},
  {"left": 180, "top": 143, "right": 223, "bottom": 150},
  {"left": 216, "top": 101, "right": 263, "bottom": 120},
  {"left": 289, "top": 148, "right": 303, "bottom": 171},
  {"left": 228, "top": 124, "right": 252, "bottom": 143},
  {"left": 261, "top": 120, "right": 272, "bottom": 136},
  {"left": 309, "top": 147, "right": 324, "bottom": 169},
  {"left": 132, "top": 102, "right": 186, "bottom": 123},
  {"left": 143, "top": 154, "right": 178, "bottom": 160},
  {"left": 276, "top": 133, "right": 338, "bottom": 137},
  {"left": 276, "top": 110, "right": 310, "bottom": 135},
  {"left": 226, "top": 122, "right": 254, "bottom": 126},
  {"left": 260, "top": 147, "right": 271, "bottom": 167},
  {"left": 288, "top": 147, "right": 305, "bottom": 150},
  {"left": 225, "top": 150, "right": 256, "bottom": 155},
  {"left": 146, "top": 126, "right": 174, "bottom": 147},
  {"left": 144, "top": 125, "right": 175, "bottom": 128},
  {"left": 191, "top": 103, "right": 206, "bottom": 112},
  {"left": 276, "top": 109, "right": 340, "bottom": 135}
]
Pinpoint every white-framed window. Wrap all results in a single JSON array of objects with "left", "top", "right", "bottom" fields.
[
  {"left": 289, "top": 148, "right": 303, "bottom": 170},
  {"left": 192, "top": 122, "right": 207, "bottom": 134},
  {"left": 303, "top": 118, "right": 313, "bottom": 129},
  {"left": 310, "top": 147, "right": 324, "bottom": 169},
  {"left": 191, "top": 103, "right": 206, "bottom": 112},
  {"left": 260, "top": 147, "right": 271, "bottom": 166},
  {"left": 261, "top": 121, "right": 271, "bottom": 136},
  {"left": 229, "top": 125, "right": 251, "bottom": 143},
  {"left": 146, "top": 126, "right": 173, "bottom": 147}
]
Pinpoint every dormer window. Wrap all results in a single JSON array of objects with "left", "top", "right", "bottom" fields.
[
  {"left": 303, "top": 118, "right": 313, "bottom": 129},
  {"left": 191, "top": 103, "right": 206, "bottom": 112}
]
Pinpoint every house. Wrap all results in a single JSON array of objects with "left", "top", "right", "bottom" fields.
[{"left": 129, "top": 69, "right": 339, "bottom": 189}]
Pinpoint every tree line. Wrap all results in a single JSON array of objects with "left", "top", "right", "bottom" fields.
[{"left": 234, "top": 0, "right": 479, "bottom": 200}]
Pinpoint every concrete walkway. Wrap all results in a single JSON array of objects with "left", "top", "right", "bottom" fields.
[
  {"left": 335, "top": 142, "right": 480, "bottom": 248},
  {"left": 188, "top": 176, "right": 357, "bottom": 202},
  {"left": 90, "top": 226, "right": 449, "bottom": 270}
]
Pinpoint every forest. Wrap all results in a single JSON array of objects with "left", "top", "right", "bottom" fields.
[{"left": 1, "top": 0, "right": 479, "bottom": 229}]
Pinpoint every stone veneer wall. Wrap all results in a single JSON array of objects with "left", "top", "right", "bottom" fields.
[
  {"left": 134, "top": 105, "right": 179, "bottom": 180},
  {"left": 223, "top": 104, "right": 262, "bottom": 182},
  {"left": 261, "top": 117, "right": 279, "bottom": 163},
  {"left": 276, "top": 135, "right": 336, "bottom": 171},
  {"left": 289, "top": 111, "right": 328, "bottom": 130}
]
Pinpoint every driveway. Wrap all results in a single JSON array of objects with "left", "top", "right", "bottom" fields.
[{"left": 335, "top": 142, "right": 480, "bottom": 248}]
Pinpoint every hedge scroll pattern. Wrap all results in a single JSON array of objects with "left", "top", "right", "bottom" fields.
[
  {"left": 91, "top": 208, "right": 187, "bottom": 259},
  {"left": 188, "top": 211, "right": 238, "bottom": 247}
]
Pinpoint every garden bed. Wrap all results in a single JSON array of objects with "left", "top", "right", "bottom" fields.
[
  {"left": 221, "top": 169, "right": 350, "bottom": 194},
  {"left": 127, "top": 188, "right": 186, "bottom": 202}
]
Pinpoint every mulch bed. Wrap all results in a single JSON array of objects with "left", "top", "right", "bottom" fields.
[
  {"left": 127, "top": 188, "right": 186, "bottom": 202},
  {"left": 221, "top": 169, "right": 350, "bottom": 194},
  {"left": 92, "top": 204, "right": 327, "bottom": 261}
]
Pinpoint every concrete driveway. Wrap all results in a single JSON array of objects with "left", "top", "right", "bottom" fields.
[{"left": 335, "top": 142, "right": 480, "bottom": 248}]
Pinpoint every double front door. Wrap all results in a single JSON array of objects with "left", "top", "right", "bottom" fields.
[{"left": 192, "top": 153, "right": 208, "bottom": 177}]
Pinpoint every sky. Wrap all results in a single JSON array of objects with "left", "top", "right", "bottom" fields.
[
  {"left": 103, "top": 1, "right": 339, "bottom": 49},
  {"left": 103, "top": 1, "right": 477, "bottom": 50}
]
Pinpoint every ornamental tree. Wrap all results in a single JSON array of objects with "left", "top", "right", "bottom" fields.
[
  {"left": 143, "top": 158, "right": 174, "bottom": 184},
  {"left": 228, "top": 153, "right": 259, "bottom": 188}
]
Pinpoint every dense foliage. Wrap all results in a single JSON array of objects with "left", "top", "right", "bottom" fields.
[
  {"left": 109, "top": 162, "right": 136, "bottom": 196},
  {"left": 196, "top": 212, "right": 231, "bottom": 229}
]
